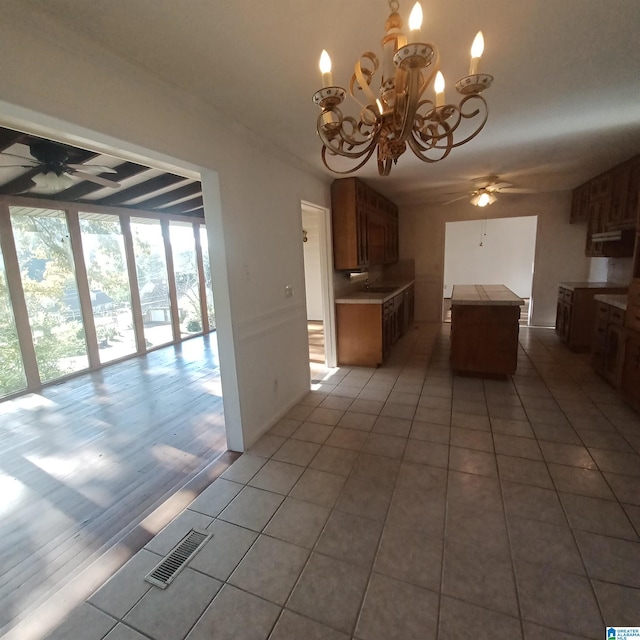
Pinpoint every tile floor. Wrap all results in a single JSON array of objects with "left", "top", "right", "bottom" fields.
[{"left": 45, "top": 323, "right": 640, "bottom": 640}]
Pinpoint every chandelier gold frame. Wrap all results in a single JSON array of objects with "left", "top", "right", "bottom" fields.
[{"left": 313, "top": 1, "right": 493, "bottom": 176}]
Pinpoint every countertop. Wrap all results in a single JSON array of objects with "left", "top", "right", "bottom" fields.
[
  {"left": 594, "top": 294, "right": 628, "bottom": 311},
  {"left": 558, "top": 281, "right": 628, "bottom": 291},
  {"left": 335, "top": 280, "right": 414, "bottom": 305},
  {"left": 451, "top": 284, "right": 524, "bottom": 306}
]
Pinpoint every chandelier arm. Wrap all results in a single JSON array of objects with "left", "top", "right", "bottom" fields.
[
  {"left": 317, "top": 110, "right": 379, "bottom": 159},
  {"left": 407, "top": 129, "right": 453, "bottom": 162},
  {"left": 396, "top": 67, "right": 422, "bottom": 141},
  {"left": 377, "top": 146, "right": 393, "bottom": 176},
  {"left": 447, "top": 94, "right": 489, "bottom": 149},
  {"left": 321, "top": 143, "right": 379, "bottom": 175},
  {"left": 350, "top": 52, "right": 380, "bottom": 110},
  {"left": 419, "top": 47, "right": 440, "bottom": 95}
]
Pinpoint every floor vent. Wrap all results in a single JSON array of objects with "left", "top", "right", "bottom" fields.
[{"left": 145, "top": 529, "right": 212, "bottom": 589}]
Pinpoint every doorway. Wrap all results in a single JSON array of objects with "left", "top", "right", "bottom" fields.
[
  {"left": 443, "top": 216, "right": 538, "bottom": 325},
  {"left": 301, "top": 201, "right": 336, "bottom": 370}
]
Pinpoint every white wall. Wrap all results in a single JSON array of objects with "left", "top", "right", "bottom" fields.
[
  {"left": 302, "top": 209, "right": 324, "bottom": 320},
  {"left": 444, "top": 216, "right": 538, "bottom": 298},
  {"left": 0, "top": 4, "right": 330, "bottom": 450},
  {"left": 400, "top": 192, "right": 593, "bottom": 327}
]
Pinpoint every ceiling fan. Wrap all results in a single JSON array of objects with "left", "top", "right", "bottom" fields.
[
  {"left": 0, "top": 141, "right": 122, "bottom": 193},
  {"left": 443, "top": 176, "right": 537, "bottom": 207}
]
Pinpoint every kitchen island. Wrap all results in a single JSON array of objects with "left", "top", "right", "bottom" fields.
[{"left": 450, "top": 284, "right": 524, "bottom": 377}]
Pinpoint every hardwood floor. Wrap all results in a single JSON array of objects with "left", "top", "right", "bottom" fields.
[{"left": 0, "top": 334, "right": 228, "bottom": 636}]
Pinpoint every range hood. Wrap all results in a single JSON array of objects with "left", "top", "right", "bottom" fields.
[{"left": 592, "top": 230, "right": 625, "bottom": 242}]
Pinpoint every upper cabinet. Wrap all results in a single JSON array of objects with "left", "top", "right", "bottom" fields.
[
  {"left": 572, "top": 154, "right": 640, "bottom": 257},
  {"left": 331, "top": 178, "right": 399, "bottom": 270}
]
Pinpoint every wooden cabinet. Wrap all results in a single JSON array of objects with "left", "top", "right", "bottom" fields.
[
  {"left": 556, "top": 284, "right": 628, "bottom": 352},
  {"left": 621, "top": 329, "right": 640, "bottom": 412},
  {"left": 570, "top": 182, "right": 591, "bottom": 224},
  {"left": 336, "top": 283, "right": 414, "bottom": 366},
  {"left": 591, "top": 301, "right": 626, "bottom": 388},
  {"left": 331, "top": 178, "right": 398, "bottom": 270},
  {"left": 576, "top": 155, "right": 639, "bottom": 257}
]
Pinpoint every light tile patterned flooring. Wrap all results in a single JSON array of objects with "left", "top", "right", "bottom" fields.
[{"left": 46, "top": 323, "right": 640, "bottom": 640}]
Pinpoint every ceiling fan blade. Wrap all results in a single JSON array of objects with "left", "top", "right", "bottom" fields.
[
  {"left": 442, "top": 194, "right": 469, "bottom": 205},
  {"left": 497, "top": 187, "right": 538, "bottom": 194},
  {"left": 0, "top": 151, "right": 37, "bottom": 163},
  {"left": 0, "top": 164, "right": 40, "bottom": 169},
  {"left": 67, "top": 163, "right": 117, "bottom": 174},
  {"left": 69, "top": 170, "right": 121, "bottom": 189}
]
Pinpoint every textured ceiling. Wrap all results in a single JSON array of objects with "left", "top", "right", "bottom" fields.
[{"left": 11, "top": 0, "right": 640, "bottom": 205}]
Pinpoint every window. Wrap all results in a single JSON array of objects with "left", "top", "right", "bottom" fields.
[
  {"left": 79, "top": 215, "right": 136, "bottom": 363},
  {"left": 10, "top": 207, "right": 89, "bottom": 382},
  {"left": 170, "top": 222, "right": 203, "bottom": 335}
]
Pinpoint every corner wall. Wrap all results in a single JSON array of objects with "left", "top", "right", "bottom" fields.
[{"left": 399, "top": 192, "right": 593, "bottom": 326}]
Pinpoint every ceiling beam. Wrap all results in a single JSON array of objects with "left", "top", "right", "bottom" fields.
[
  {"left": 0, "top": 128, "right": 26, "bottom": 152},
  {"left": 133, "top": 182, "right": 201, "bottom": 210},
  {"left": 94, "top": 174, "right": 186, "bottom": 206},
  {"left": 155, "top": 196, "right": 204, "bottom": 216}
]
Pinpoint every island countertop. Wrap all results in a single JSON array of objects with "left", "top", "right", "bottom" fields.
[{"left": 451, "top": 284, "right": 524, "bottom": 306}]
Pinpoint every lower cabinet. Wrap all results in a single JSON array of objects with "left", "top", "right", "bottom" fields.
[
  {"left": 336, "top": 284, "right": 414, "bottom": 367},
  {"left": 556, "top": 284, "right": 628, "bottom": 351},
  {"left": 621, "top": 330, "right": 640, "bottom": 411},
  {"left": 591, "top": 301, "right": 626, "bottom": 388}
]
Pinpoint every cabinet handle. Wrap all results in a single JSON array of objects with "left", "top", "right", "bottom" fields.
[{"left": 635, "top": 348, "right": 640, "bottom": 370}]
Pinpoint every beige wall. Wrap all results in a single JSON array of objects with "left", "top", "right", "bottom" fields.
[{"left": 399, "top": 191, "right": 594, "bottom": 326}]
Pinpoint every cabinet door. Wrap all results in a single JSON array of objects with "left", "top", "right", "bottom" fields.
[
  {"left": 570, "top": 183, "right": 590, "bottom": 223},
  {"left": 621, "top": 331, "right": 640, "bottom": 409},
  {"left": 625, "top": 158, "right": 640, "bottom": 228},
  {"left": 607, "top": 164, "right": 630, "bottom": 230},
  {"left": 603, "top": 323, "right": 625, "bottom": 388}
]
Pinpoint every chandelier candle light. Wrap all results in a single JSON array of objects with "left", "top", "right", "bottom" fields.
[{"left": 313, "top": 1, "right": 493, "bottom": 176}]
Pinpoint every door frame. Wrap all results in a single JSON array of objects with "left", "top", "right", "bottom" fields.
[{"left": 301, "top": 200, "right": 336, "bottom": 368}]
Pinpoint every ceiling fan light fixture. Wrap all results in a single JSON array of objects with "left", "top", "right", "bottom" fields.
[
  {"left": 32, "top": 171, "right": 74, "bottom": 192},
  {"left": 312, "top": 1, "right": 493, "bottom": 176},
  {"left": 471, "top": 190, "right": 496, "bottom": 207}
]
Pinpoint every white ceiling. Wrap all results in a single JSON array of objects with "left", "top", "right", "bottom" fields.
[{"left": 27, "top": 0, "right": 640, "bottom": 205}]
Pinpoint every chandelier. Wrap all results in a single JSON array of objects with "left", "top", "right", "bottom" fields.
[{"left": 312, "top": 1, "right": 493, "bottom": 176}]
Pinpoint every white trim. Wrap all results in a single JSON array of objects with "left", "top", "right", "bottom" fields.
[{"left": 301, "top": 200, "right": 337, "bottom": 368}]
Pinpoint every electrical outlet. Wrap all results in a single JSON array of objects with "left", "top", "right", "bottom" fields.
[{"left": 285, "top": 285, "right": 294, "bottom": 298}]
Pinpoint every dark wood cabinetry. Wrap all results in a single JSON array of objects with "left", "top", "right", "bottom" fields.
[
  {"left": 592, "top": 301, "right": 626, "bottom": 388},
  {"left": 331, "top": 178, "right": 398, "bottom": 270},
  {"left": 622, "top": 329, "right": 640, "bottom": 412},
  {"left": 556, "top": 284, "right": 628, "bottom": 351},
  {"left": 336, "top": 283, "right": 414, "bottom": 366},
  {"left": 572, "top": 154, "right": 639, "bottom": 257}
]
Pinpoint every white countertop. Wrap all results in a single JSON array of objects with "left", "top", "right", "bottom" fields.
[
  {"left": 451, "top": 284, "right": 524, "bottom": 306},
  {"left": 335, "top": 280, "right": 414, "bottom": 304},
  {"left": 594, "top": 293, "right": 628, "bottom": 311},
  {"left": 558, "top": 281, "right": 628, "bottom": 291}
]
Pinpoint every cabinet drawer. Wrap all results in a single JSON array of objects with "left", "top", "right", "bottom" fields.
[
  {"left": 596, "top": 303, "right": 610, "bottom": 325},
  {"left": 564, "top": 289, "right": 574, "bottom": 303},
  {"left": 558, "top": 287, "right": 565, "bottom": 302},
  {"left": 609, "top": 307, "right": 625, "bottom": 326}
]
